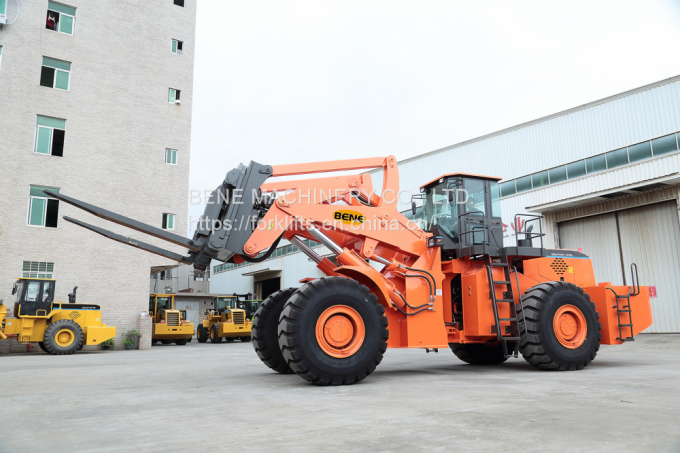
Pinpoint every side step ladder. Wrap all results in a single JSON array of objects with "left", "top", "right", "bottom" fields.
[
  {"left": 606, "top": 263, "right": 641, "bottom": 342},
  {"left": 485, "top": 250, "right": 524, "bottom": 358}
]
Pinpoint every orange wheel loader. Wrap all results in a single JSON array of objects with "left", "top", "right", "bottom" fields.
[{"left": 47, "top": 156, "right": 653, "bottom": 385}]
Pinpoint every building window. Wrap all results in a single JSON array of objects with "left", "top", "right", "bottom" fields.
[
  {"left": 171, "top": 39, "right": 183, "bottom": 55},
  {"left": 169, "top": 88, "right": 181, "bottom": 104},
  {"left": 0, "top": 0, "right": 6, "bottom": 21},
  {"left": 628, "top": 142, "right": 652, "bottom": 163},
  {"left": 46, "top": 2, "right": 76, "bottom": 34},
  {"left": 566, "top": 160, "right": 586, "bottom": 180},
  {"left": 162, "top": 213, "right": 175, "bottom": 230},
  {"left": 606, "top": 148, "right": 629, "bottom": 169},
  {"left": 22, "top": 261, "right": 55, "bottom": 279},
  {"left": 35, "top": 115, "right": 66, "bottom": 156},
  {"left": 651, "top": 134, "right": 678, "bottom": 157},
  {"left": 174, "top": 0, "right": 184, "bottom": 6},
  {"left": 166, "top": 149, "right": 177, "bottom": 165},
  {"left": 28, "top": 186, "right": 60, "bottom": 228},
  {"left": 40, "top": 57, "right": 71, "bottom": 90}
]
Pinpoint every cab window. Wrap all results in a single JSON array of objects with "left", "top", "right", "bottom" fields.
[
  {"left": 215, "top": 297, "right": 234, "bottom": 310},
  {"left": 463, "top": 179, "right": 486, "bottom": 215},
  {"left": 149, "top": 297, "right": 156, "bottom": 313},
  {"left": 25, "top": 281, "right": 41, "bottom": 302},
  {"left": 423, "top": 183, "right": 452, "bottom": 229},
  {"left": 41, "top": 281, "right": 53, "bottom": 302},
  {"left": 14, "top": 281, "right": 25, "bottom": 304},
  {"left": 156, "top": 297, "right": 172, "bottom": 311}
]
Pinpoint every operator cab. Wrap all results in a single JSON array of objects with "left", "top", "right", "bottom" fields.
[
  {"left": 12, "top": 278, "right": 55, "bottom": 317},
  {"left": 149, "top": 294, "right": 174, "bottom": 316},
  {"left": 214, "top": 296, "right": 236, "bottom": 314},
  {"left": 420, "top": 173, "right": 503, "bottom": 258}
]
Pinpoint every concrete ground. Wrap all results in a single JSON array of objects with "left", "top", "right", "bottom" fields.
[{"left": 1, "top": 334, "right": 679, "bottom": 453}]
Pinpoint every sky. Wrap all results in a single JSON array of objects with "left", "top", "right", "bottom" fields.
[{"left": 188, "top": 0, "right": 680, "bottom": 236}]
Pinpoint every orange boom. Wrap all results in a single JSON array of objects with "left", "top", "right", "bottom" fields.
[{"left": 52, "top": 156, "right": 653, "bottom": 385}]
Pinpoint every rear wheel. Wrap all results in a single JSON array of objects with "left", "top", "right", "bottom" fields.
[
  {"left": 161, "top": 340, "right": 173, "bottom": 345},
  {"left": 240, "top": 335, "right": 251, "bottom": 342},
  {"left": 210, "top": 324, "right": 223, "bottom": 343},
  {"left": 43, "top": 320, "right": 84, "bottom": 355},
  {"left": 519, "top": 282, "right": 601, "bottom": 371},
  {"left": 175, "top": 339, "right": 188, "bottom": 345},
  {"left": 196, "top": 325, "right": 208, "bottom": 343},
  {"left": 152, "top": 340, "right": 159, "bottom": 345},
  {"left": 38, "top": 342, "right": 48, "bottom": 353},
  {"left": 278, "top": 277, "right": 388, "bottom": 386},
  {"left": 449, "top": 342, "right": 514, "bottom": 365},
  {"left": 252, "top": 288, "right": 298, "bottom": 374},
  {"left": 226, "top": 337, "right": 235, "bottom": 342}
]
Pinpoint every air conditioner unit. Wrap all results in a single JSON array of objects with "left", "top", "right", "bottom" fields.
[{"left": 175, "top": 100, "right": 181, "bottom": 105}]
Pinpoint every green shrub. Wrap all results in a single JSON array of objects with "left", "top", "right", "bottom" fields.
[{"left": 100, "top": 338, "right": 115, "bottom": 350}]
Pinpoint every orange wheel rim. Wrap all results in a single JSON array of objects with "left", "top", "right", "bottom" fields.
[
  {"left": 315, "top": 305, "right": 365, "bottom": 358},
  {"left": 553, "top": 304, "right": 587, "bottom": 349}
]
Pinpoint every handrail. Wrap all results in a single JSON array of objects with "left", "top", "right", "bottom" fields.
[
  {"left": 514, "top": 213, "right": 545, "bottom": 250},
  {"left": 630, "top": 263, "right": 640, "bottom": 296}
]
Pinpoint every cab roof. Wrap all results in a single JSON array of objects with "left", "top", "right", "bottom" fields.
[
  {"left": 420, "top": 173, "right": 503, "bottom": 189},
  {"left": 17, "top": 277, "right": 56, "bottom": 281}
]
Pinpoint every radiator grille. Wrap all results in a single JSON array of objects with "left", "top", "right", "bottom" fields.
[
  {"left": 550, "top": 258, "right": 568, "bottom": 275},
  {"left": 232, "top": 312, "right": 245, "bottom": 325},
  {"left": 166, "top": 312, "right": 180, "bottom": 326}
]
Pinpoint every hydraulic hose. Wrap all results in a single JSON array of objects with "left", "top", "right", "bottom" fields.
[
  {"left": 400, "top": 265, "right": 437, "bottom": 296},
  {"left": 403, "top": 274, "right": 434, "bottom": 301},
  {"left": 238, "top": 234, "right": 284, "bottom": 263}
]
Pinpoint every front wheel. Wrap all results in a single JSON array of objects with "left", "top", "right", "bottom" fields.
[
  {"left": 196, "top": 325, "right": 208, "bottom": 343},
  {"left": 240, "top": 335, "right": 251, "bottom": 343},
  {"left": 519, "top": 282, "right": 601, "bottom": 371},
  {"left": 175, "top": 339, "right": 188, "bottom": 345},
  {"left": 43, "top": 320, "right": 84, "bottom": 355},
  {"left": 161, "top": 340, "right": 173, "bottom": 345},
  {"left": 252, "top": 288, "right": 298, "bottom": 374},
  {"left": 278, "top": 277, "right": 389, "bottom": 386},
  {"left": 210, "top": 325, "right": 223, "bottom": 343}
]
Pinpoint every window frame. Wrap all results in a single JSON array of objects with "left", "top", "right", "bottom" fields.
[
  {"left": 27, "top": 186, "right": 60, "bottom": 228},
  {"left": 162, "top": 213, "right": 176, "bottom": 230},
  {"left": 168, "top": 88, "right": 181, "bottom": 103},
  {"left": 22, "top": 261, "right": 55, "bottom": 279},
  {"left": 46, "top": 6, "right": 76, "bottom": 35},
  {"left": 165, "top": 148, "right": 178, "bottom": 165},
  {"left": 34, "top": 122, "right": 65, "bottom": 156},
  {"left": 171, "top": 39, "right": 183, "bottom": 55},
  {"left": 40, "top": 58, "right": 71, "bottom": 91}
]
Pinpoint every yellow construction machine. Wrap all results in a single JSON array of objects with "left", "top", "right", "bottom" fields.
[
  {"left": 0, "top": 277, "right": 116, "bottom": 355},
  {"left": 196, "top": 295, "right": 252, "bottom": 343},
  {"left": 149, "top": 294, "right": 194, "bottom": 345}
]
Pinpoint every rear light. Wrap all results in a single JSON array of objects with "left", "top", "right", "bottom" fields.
[
  {"left": 246, "top": 319, "right": 250, "bottom": 323},
  {"left": 161, "top": 320, "right": 166, "bottom": 324},
  {"left": 227, "top": 319, "right": 232, "bottom": 323}
]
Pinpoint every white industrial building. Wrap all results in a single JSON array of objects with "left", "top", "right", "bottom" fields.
[{"left": 212, "top": 75, "right": 680, "bottom": 333}]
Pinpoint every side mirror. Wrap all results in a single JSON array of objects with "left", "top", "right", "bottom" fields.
[
  {"left": 448, "top": 190, "right": 454, "bottom": 203},
  {"left": 12, "top": 283, "right": 18, "bottom": 295},
  {"left": 411, "top": 201, "right": 417, "bottom": 217},
  {"left": 68, "top": 286, "right": 78, "bottom": 304}
]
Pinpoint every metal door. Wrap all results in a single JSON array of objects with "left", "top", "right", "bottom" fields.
[
  {"left": 181, "top": 301, "right": 200, "bottom": 336},
  {"left": 559, "top": 212, "right": 624, "bottom": 286},
  {"left": 617, "top": 201, "right": 680, "bottom": 333}
]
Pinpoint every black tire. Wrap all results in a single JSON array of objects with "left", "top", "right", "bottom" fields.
[
  {"left": 278, "top": 277, "right": 389, "bottom": 386},
  {"left": 240, "top": 335, "right": 251, "bottom": 342},
  {"left": 161, "top": 339, "right": 173, "bottom": 345},
  {"left": 196, "top": 325, "right": 208, "bottom": 343},
  {"left": 175, "top": 339, "right": 188, "bottom": 345},
  {"left": 252, "top": 288, "right": 298, "bottom": 374},
  {"left": 210, "top": 324, "right": 223, "bottom": 343},
  {"left": 226, "top": 337, "right": 235, "bottom": 342},
  {"left": 449, "top": 342, "right": 515, "bottom": 365},
  {"left": 188, "top": 336, "right": 192, "bottom": 342},
  {"left": 38, "top": 342, "right": 48, "bottom": 353},
  {"left": 152, "top": 340, "right": 159, "bottom": 345},
  {"left": 43, "top": 320, "right": 84, "bottom": 355},
  {"left": 519, "top": 281, "right": 602, "bottom": 371}
]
